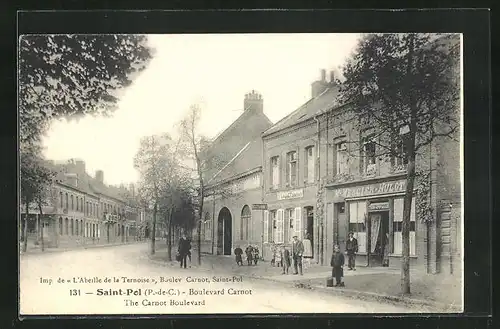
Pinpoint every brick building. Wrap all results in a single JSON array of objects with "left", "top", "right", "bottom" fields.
[
  {"left": 19, "top": 159, "right": 144, "bottom": 249},
  {"left": 200, "top": 91, "right": 272, "bottom": 255},
  {"left": 259, "top": 35, "right": 461, "bottom": 274}
]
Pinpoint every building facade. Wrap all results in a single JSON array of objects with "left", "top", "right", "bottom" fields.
[
  {"left": 200, "top": 91, "right": 272, "bottom": 256},
  {"left": 20, "top": 159, "right": 143, "bottom": 249}
]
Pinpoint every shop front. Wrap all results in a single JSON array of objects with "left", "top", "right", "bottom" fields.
[
  {"left": 325, "top": 177, "right": 422, "bottom": 269},
  {"left": 263, "top": 187, "right": 317, "bottom": 262}
]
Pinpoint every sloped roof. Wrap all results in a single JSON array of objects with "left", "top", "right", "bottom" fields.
[
  {"left": 263, "top": 84, "right": 341, "bottom": 136},
  {"left": 207, "top": 138, "right": 263, "bottom": 186}
]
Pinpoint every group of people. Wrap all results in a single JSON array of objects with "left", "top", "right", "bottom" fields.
[
  {"left": 234, "top": 245, "right": 260, "bottom": 266},
  {"left": 273, "top": 233, "right": 313, "bottom": 275}
]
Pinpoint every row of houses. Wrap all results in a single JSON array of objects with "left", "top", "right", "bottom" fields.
[
  {"left": 198, "top": 38, "right": 461, "bottom": 275},
  {"left": 19, "top": 159, "right": 156, "bottom": 249}
]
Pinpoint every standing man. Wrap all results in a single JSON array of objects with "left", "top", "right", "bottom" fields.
[
  {"left": 346, "top": 232, "right": 358, "bottom": 271},
  {"left": 178, "top": 234, "right": 190, "bottom": 269},
  {"left": 291, "top": 235, "right": 304, "bottom": 275}
]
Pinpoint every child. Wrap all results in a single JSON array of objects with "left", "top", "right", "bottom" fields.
[
  {"left": 281, "top": 246, "right": 291, "bottom": 275},
  {"left": 234, "top": 247, "right": 243, "bottom": 266},
  {"left": 252, "top": 247, "right": 260, "bottom": 265},
  {"left": 330, "top": 244, "right": 345, "bottom": 287}
]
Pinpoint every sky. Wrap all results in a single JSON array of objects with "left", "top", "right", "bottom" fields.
[{"left": 42, "top": 33, "right": 361, "bottom": 186}]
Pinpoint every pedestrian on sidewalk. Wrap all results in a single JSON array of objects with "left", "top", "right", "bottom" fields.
[
  {"left": 178, "top": 234, "right": 190, "bottom": 269},
  {"left": 280, "top": 246, "right": 291, "bottom": 275},
  {"left": 252, "top": 246, "right": 260, "bottom": 265},
  {"left": 346, "top": 232, "right": 358, "bottom": 271},
  {"left": 245, "top": 245, "right": 253, "bottom": 266},
  {"left": 302, "top": 232, "right": 313, "bottom": 269},
  {"left": 331, "top": 244, "right": 345, "bottom": 287},
  {"left": 291, "top": 235, "right": 304, "bottom": 275},
  {"left": 234, "top": 246, "right": 243, "bottom": 266}
]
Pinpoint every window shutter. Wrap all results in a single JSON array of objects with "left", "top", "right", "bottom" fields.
[
  {"left": 294, "top": 207, "right": 302, "bottom": 239},
  {"left": 263, "top": 210, "right": 269, "bottom": 243},
  {"left": 277, "top": 209, "right": 284, "bottom": 243}
]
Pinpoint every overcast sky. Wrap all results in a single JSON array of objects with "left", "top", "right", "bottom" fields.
[{"left": 42, "top": 33, "right": 360, "bottom": 186}]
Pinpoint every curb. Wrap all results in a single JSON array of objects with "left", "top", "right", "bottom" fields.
[
  {"left": 147, "top": 257, "right": 460, "bottom": 313},
  {"left": 20, "top": 241, "right": 147, "bottom": 256}
]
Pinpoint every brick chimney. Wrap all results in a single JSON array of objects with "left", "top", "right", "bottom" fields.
[
  {"left": 95, "top": 170, "right": 104, "bottom": 184},
  {"left": 64, "top": 173, "right": 78, "bottom": 188},
  {"left": 243, "top": 90, "right": 263, "bottom": 113},
  {"left": 311, "top": 69, "right": 329, "bottom": 98}
]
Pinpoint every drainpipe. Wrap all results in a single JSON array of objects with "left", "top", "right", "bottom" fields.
[{"left": 314, "top": 115, "right": 324, "bottom": 265}]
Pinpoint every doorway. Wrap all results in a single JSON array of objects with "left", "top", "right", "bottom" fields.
[
  {"left": 305, "top": 207, "right": 314, "bottom": 257},
  {"left": 217, "top": 207, "right": 233, "bottom": 255},
  {"left": 368, "top": 210, "right": 390, "bottom": 266},
  {"left": 334, "top": 202, "right": 347, "bottom": 252}
]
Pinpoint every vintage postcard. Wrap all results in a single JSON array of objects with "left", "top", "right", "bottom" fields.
[{"left": 18, "top": 32, "right": 463, "bottom": 315}]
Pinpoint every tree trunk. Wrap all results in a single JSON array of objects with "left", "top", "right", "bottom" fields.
[
  {"left": 38, "top": 201, "right": 45, "bottom": 252},
  {"left": 23, "top": 203, "right": 29, "bottom": 252},
  {"left": 402, "top": 154, "right": 416, "bottom": 295},
  {"left": 151, "top": 204, "right": 157, "bottom": 255},
  {"left": 168, "top": 209, "right": 173, "bottom": 261}
]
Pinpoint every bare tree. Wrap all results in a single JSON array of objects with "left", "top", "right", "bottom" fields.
[
  {"left": 134, "top": 133, "right": 176, "bottom": 255},
  {"left": 338, "top": 33, "right": 460, "bottom": 294}
]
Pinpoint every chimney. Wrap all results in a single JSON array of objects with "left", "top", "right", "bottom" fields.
[
  {"left": 95, "top": 170, "right": 104, "bottom": 184},
  {"left": 64, "top": 173, "right": 78, "bottom": 188},
  {"left": 330, "top": 70, "right": 335, "bottom": 84},
  {"left": 311, "top": 69, "right": 330, "bottom": 98},
  {"left": 75, "top": 160, "right": 86, "bottom": 175},
  {"left": 243, "top": 90, "right": 263, "bottom": 113}
]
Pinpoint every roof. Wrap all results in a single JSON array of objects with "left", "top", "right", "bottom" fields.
[
  {"left": 207, "top": 138, "right": 263, "bottom": 185},
  {"left": 263, "top": 84, "right": 341, "bottom": 136},
  {"left": 203, "top": 109, "right": 272, "bottom": 182}
]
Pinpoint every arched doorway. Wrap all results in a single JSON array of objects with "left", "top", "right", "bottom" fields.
[{"left": 217, "top": 207, "right": 232, "bottom": 255}]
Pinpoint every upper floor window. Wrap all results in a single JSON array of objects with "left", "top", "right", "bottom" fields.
[
  {"left": 270, "top": 156, "right": 280, "bottom": 189},
  {"left": 65, "top": 193, "right": 68, "bottom": 209},
  {"left": 363, "top": 138, "right": 376, "bottom": 174},
  {"left": 286, "top": 151, "right": 298, "bottom": 187},
  {"left": 60, "top": 192, "right": 63, "bottom": 208},
  {"left": 395, "top": 126, "right": 409, "bottom": 167},
  {"left": 71, "top": 195, "right": 74, "bottom": 210},
  {"left": 304, "top": 146, "right": 315, "bottom": 184},
  {"left": 336, "top": 141, "right": 348, "bottom": 175}
]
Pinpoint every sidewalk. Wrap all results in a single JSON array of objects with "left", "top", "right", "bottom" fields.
[
  {"left": 149, "top": 243, "right": 462, "bottom": 312},
  {"left": 20, "top": 239, "right": 147, "bottom": 256}
]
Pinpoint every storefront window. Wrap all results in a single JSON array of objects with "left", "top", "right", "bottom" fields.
[
  {"left": 349, "top": 201, "right": 367, "bottom": 253},
  {"left": 393, "top": 197, "right": 416, "bottom": 256}
]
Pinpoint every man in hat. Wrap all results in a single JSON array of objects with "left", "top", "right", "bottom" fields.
[
  {"left": 291, "top": 235, "right": 304, "bottom": 275},
  {"left": 346, "top": 232, "right": 358, "bottom": 271}
]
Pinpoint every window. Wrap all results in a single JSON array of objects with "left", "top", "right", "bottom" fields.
[
  {"left": 86, "top": 202, "right": 89, "bottom": 216},
  {"left": 395, "top": 131, "right": 409, "bottom": 167},
  {"left": 65, "top": 193, "right": 68, "bottom": 209},
  {"left": 364, "top": 141, "right": 376, "bottom": 166},
  {"left": 60, "top": 192, "right": 63, "bottom": 208},
  {"left": 80, "top": 199, "right": 83, "bottom": 212},
  {"left": 286, "top": 151, "right": 298, "bottom": 187},
  {"left": 76, "top": 197, "right": 79, "bottom": 211},
  {"left": 393, "top": 197, "right": 416, "bottom": 256},
  {"left": 274, "top": 209, "right": 284, "bottom": 243},
  {"left": 270, "top": 156, "right": 280, "bottom": 189},
  {"left": 304, "top": 146, "right": 315, "bottom": 183},
  {"left": 204, "top": 212, "right": 211, "bottom": 240},
  {"left": 71, "top": 195, "right": 74, "bottom": 210},
  {"left": 71, "top": 219, "right": 74, "bottom": 235},
  {"left": 348, "top": 201, "right": 367, "bottom": 253},
  {"left": 285, "top": 208, "right": 294, "bottom": 242},
  {"left": 59, "top": 217, "right": 63, "bottom": 235},
  {"left": 240, "top": 205, "right": 251, "bottom": 241},
  {"left": 75, "top": 219, "right": 79, "bottom": 235},
  {"left": 336, "top": 141, "right": 348, "bottom": 175},
  {"left": 65, "top": 218, "right": 68, "bottom": 235}
]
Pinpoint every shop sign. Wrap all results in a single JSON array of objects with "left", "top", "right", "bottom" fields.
[
  {"left": 369, "top": 202, "right": 390, "bottom": 211},
  {"left": 277, "top": 188, "right": 304, "bottom": 200},
  {"left": 333, "top": 180, "right": 406, "bottom": 199},
  {"left": 252, "top": 204, "right": 268, "bottom": 211}
]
